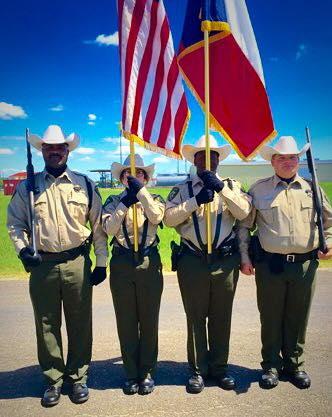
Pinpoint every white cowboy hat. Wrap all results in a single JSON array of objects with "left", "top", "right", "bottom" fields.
[
  {"left": 111, "top": 154, "right": 155, "bottom": 181},
  {"left": 28, "top": 125, "right": 80, "bottom": 151},
  {"left": 182, "top": 134, "right": 232, "bottom": 164},
  {"left": 260, "top": 136, "right": 310, "bottom": 161}
]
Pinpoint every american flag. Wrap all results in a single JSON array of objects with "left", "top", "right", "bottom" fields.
[{"left": 117, "top": 0, "right": 189, "bottom": 158}]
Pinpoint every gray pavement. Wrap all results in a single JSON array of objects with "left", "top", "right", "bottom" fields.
[{"left": 0, "top": 271, "right": 331, "bottom": 417}]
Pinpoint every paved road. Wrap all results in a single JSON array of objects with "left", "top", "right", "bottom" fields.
[{"left": 0, "top": 271, "right": 331, "bottom": 417}]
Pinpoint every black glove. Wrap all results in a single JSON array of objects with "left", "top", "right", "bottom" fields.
[
  {"left": 90, "top": 267, "right": 107, "bottom": 286},
  {"left": 198, "top": 170, "right": 224, "bottom": 192},
  {"left": 121, "top": 189, "right": 139, "bottom": 208},
  {"left": 127, "top": 175, "right": 144, "bottom": 194},
  {"left": 195, "top": 187, "right": 214, "bottom": 206},
  {"left": 19, "top": 246, "right": 42, "bottom": 269}
]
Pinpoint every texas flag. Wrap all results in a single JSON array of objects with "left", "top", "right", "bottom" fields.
[{"left": 178, "top": 0, "right": 277, "bottom": 160}]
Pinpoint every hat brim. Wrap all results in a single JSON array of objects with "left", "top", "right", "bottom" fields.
[
  {"left": 182, "top": 144, "right": 232, "bottom": 164},
  {"left": 111, "top": 162, "right": 155, "bottom": 181},
  {"left": 260, "top": 143, "right": 310, "bottom": 161},
  {"left": 28, "top": 133, "right": 80, "bottom": 152}
]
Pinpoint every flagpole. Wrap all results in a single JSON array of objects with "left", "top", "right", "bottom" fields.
[
  {"left": 118, "top": 121, "right": 123, "bottom": 164},
  {"left": 203, "top": 28, "right": 212, "bottom": 256},
  {"left": 129, "top": 139, "right": 139, "bottom": 254}
]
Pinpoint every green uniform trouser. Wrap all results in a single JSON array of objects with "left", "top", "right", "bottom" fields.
[
  {"left": 110, "top": 250, "right": 163, "bottom": 380},
  {"left": 255, "top": 258, "right": 318, "bottom": 373},
  {"left": 29, "top": 253, "right": 92, "bottom": 387},
  {"left": 177, "top": 252, "right": 240, "bottom": 377}
]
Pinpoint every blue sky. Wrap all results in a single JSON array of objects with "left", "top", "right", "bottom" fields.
[{"left": 1, "top": 0, "right": 331, "bottom": 180}]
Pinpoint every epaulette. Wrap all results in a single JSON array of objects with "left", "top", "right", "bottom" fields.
[
  {"left": 250, "top": 176, "right": 273, "bottom": 189},
  {"left": 103, "top": 194, "right": 120, "bottom": 208},
  {"left": 303, "top": 178, "right": 313, "bottom": 185},
  {"left": 222, "top": 177, "right": 237, "bottom": 190}
]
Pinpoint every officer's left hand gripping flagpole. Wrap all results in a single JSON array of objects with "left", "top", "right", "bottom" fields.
[{"left": 202, "top": 21, "right": 212, "bottom": 257}]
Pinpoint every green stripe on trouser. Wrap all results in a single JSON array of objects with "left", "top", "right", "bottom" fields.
[
  {"left": 110, "top": 250, "right": 163, "bottom": 380},
  {"left": 29, "top": 253, "right": 92, "bottom": 387},
  {"left": 255, "top": 258, "right": 318, "bottom": 373},
  {"left": 177, "top": 252, "right": 240, "bottom": 377}
]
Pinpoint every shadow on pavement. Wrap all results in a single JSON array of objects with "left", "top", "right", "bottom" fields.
[
  {"left": 0, "top": 364, "right": 43, "bottom": 399},
  {"left": 228, "top": 364, "right": 261, "bottom": 394},
  {"left": 0, "top": 359, "right": 261, "bottom": 399}
]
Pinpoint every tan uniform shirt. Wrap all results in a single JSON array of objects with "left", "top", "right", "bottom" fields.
[
  {"left": 7, "top": 168, "right": 108, "bottom": 267},
  {"left": 102, "top": 187, "right": 165, "bottom": 249},
  {"left": 164, "top": 174, "right": 252, "bottom": 249},
  {"left": 238, "top": 174, "right": 332, "bottom": 264}
]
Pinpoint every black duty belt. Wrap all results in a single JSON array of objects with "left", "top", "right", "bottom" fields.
[
  {"left": 112, "top": 244, "right": 158, "bottom": 257},
  {"left": 39, "top": 239, "right": 91, "bottom": 263},
  {"left": 182, "top": 238, "right": 238, "bottom": 259},
  {"left": 263, "top": 249, "right": 318, "bottom": 263}
]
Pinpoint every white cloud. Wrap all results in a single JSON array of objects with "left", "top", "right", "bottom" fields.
[
  {"left": 0, "top": 135, "right": 24, "bottom": 141},
  {"left": 95, "top": 32, "right": 119, "bottom": 46},
  {"left": 75, "top": 147, "right": 96, "bottom": 155},
  {"left": 49, "top": 104, "right": 64, "bottom": 112},
  {"left": 111, "top": 145, "right": 151, "bottom": 157},
  {"left": 32, "top": 149, "right": 43, "bottom": 157},
  {"left": 0, "top": 102, "right": 27, "bottom": 120},
  {"left": 0, "top": 168, "right": 18, "bottom": 175},
  {"left": 295, "top": 43, "right": 308, "bottom": 60},
  {"left": 87, "top": 114, "right": 97, "bottom": 126},
  {"left": 152, "top": 155, "right": 170, "bottom": 163},
  {"left": 103, "top": 136, "right": 119, "bottom": 143},
  {"left": 79, "top": 156, "right": 94, "bottom": 162},
  {"left": 88, "top": 114, "right": 97, "bottom": 121},
  {"left": 0, "top": 148, "right": 15, "bottom": 155}
]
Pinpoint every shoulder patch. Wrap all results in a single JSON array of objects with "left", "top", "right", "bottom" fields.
[
  {"left": 167, "top": 187, "right": 179, "bottom": 201},
  {"left": 152, "top": 194, "right": 166, "bottom": 204}
]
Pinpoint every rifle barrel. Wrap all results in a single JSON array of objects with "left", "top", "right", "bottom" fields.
[{"left": 305, "top": 127, "right": 328, "bottom": 253}]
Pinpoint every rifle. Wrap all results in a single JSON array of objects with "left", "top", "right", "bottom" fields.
[
  {"left": 25, "top": 128, "right": 38, "bottom": 256},
  {"left": 305, "top": 127, "right": 328, "bottom": 253}
]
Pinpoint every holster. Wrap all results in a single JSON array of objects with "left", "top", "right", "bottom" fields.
[
  {"left": 170, "top": 240, "right": 182, "bottom": 271},
  {"left": 249, "top": 236, "right": 285, "bottom": 274},
  {"left": 248, "top": 235, "right": 264, "bottom": 266}
]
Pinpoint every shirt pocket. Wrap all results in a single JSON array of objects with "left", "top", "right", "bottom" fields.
[
  {"left": 67, "top": 190, "right": 89, "bottom": 219},
  {"left": 256, "top": 200, "right": 276, "bottom": 224},
  {"left": 300, "top": 196, "right": 314, "bottom": 223},
  {"left": 34, "top": 194, "right": 48, "bottom": 219}
]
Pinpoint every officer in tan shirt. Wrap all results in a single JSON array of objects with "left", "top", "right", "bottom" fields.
[
  {"left": 102, "top": 154, "right": 164, "bottom": 395},
  {"left": 7, "top": 125, "right": 108, "bottom": 407},
  {"left": 164, "top": 135, "right": 251, "bottom": 393},
  {"left": 238, "top": 136, "right": 332, "bottom": 390}
]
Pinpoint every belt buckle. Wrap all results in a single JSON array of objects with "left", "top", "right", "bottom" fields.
[{"left": 286, "top": 254, "right": 295, "bottom": 263}]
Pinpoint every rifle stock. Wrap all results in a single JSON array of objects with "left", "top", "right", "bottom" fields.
[
  {"left": 25, "top": 128, "right": 38, "bottom": 255},
  {"left": 305, "top": 127, "right": 328, "bottom": 253}
]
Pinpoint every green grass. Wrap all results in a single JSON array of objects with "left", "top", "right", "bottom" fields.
[
  {"left": 0, "top": 194, "right": 28, "bottom": 277},
  {"left": 1, "top": 184, "right": 332, "bottom": 279}
]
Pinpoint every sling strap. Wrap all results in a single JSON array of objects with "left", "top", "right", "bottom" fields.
[{"left": 187, "top": 180, "right": 223, "bottom": 251}]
